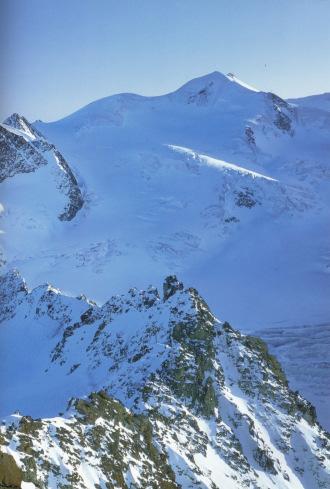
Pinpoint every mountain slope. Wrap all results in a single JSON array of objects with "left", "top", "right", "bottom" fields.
[
  {"left": 287, "top": 93, "right": 330, "bottom": 113},
  {"left": 1, "top": 72, "right": 329, "bottom": 330},
  {"left": 255, "top": 322, "right": 330, "bottom": 433},
  {"left": 1, "top": 271, "right": 329, "bottom": 489}
]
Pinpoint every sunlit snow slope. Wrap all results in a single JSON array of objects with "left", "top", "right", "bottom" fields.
[{"left": 1, "top": 72, "right": 329, "bottom": 331}]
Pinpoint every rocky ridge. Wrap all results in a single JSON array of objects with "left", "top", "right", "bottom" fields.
[
  {"left": 0, "top": 272, "right": 329, "bottom": 489},
  {"left": 0, "top": 113, "right": 83, "bottom": 221}
]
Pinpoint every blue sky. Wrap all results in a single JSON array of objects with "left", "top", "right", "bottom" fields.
[{"left": 1, "top": 0, "right": 330, "bottom": 121}]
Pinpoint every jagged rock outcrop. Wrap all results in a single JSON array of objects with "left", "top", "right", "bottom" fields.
[
  {"left": 0, "top": 271, "right": 329, "bottom": 488},
  {"left": 0, "top": 114, "right": 83, "bottom": 220},
  {"left": 0, "top": 269, "right": 28, "bottom": 322},
  {"left": 1, "top": 393, "right": 177, "bottom": 489},
  {"left": 0, "top": 124, "right": 48, "bottom": 181},
  {"left": 163, "top": 274, "right": 184, "bottom": 300},
  {"left": 267, "top": 92, "right": 295, "bottom": 134}
]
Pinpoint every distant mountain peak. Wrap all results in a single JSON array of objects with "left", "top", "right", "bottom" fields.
[
  {"left": 3, "top": 112, "right": 42, "bottom": 140},
  {"left": 3, "top": 112, "right": 26, "bottom": 127},
  {"left": 171, "top": 70, "right": 260, "bottom": 105}
]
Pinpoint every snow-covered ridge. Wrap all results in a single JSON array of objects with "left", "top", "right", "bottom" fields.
[
  {"left": 168, "top": 144, "right": 277, "bottom": 180},
  {"left": 287, "top": 93, "right": 330, "bottom": 113},
  {"left": 45, "top": 70, "right": 281, "bottom": 128},
  {"left": 0, "top": 113, "right": 84, "bottom": 221},
  {"left": 0, "top": 271, "right": 329, "bottom": 488}
]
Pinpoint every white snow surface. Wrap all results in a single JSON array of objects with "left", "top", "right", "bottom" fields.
[
  {"left": 1, "top": 71, "right": 329, "bottom": 331},
  {"left": 288, "top": 92, "right": 330, "bottom": 113}
]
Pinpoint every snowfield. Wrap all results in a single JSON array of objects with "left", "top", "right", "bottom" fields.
[{"left": 1, "top": 71, "right": 329, "bottom": 331}]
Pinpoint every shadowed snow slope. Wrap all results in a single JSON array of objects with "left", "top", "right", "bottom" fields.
[
  {"left": 288, "top": 93, "right": 330, "bottom": 113},
  {"left": 1, "top": 271, "right": 329, "bottom": 489}
]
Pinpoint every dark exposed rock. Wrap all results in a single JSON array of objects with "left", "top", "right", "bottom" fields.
[
  {"left": 267, "top": 92, "right": 294, "bottom": 134},
  {"left": 0, "top": 452, "right": 23, "bottom": 489},
  {"left": 0, "top": 269, "right": 28, "bottom": 323},
  {"left": 245, "top": 125, "right": 256, "bottom": 147},
  {"left": 163, "top": 275, "right": 184, "bottom": 301},
  {"left": 235, "top": 187, "right": 259, "bottom": 208},
  {"left": 0, "top": 125, "right": 48, "bottom": 182},
  {"left": 54, "top": 151, "right": 84, "bottom": 221}
]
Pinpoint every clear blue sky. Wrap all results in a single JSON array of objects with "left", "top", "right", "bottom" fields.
[{"left": 1, "top": 0, "right": 329, "bottom": 122}]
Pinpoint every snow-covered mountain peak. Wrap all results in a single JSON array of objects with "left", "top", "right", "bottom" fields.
[
  {"left": 3, "top": 112, "right": 43, "bottom": 141},
  {"left": 52, "top": 70, "right": 263, "bottom": 127},
  {"left": 171, "top": 70, "right": 260, "bottom": 103},
  {"left": 4, "top": 112, "right": 32, "bottom": 133},
  {"left": 163, "top": 71, "right": 262, "bottom": 108}
]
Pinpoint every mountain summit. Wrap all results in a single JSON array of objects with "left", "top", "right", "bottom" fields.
[{"left": 168, "top": 70, "right": 260, "bottom": 93}]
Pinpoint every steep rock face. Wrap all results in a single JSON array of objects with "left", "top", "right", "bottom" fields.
[
  {"left": 0, "top": 124, "right": 48, "bottom": 181},
  {"left": 1, "top": 271, "right": 329, "bottom": 488},
  {"left": 0, "top": 269, "right": 28, "bottom": 322},
  {"left": 266, "top": 92, "right": 295, "bottom": 134},
  {"left": 0, "top": 114, "right": 83, "bottom": 221}
]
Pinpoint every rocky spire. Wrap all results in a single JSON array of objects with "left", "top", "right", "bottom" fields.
[{"left": 163, "top": 275, "right": 184, "bottom": 301}]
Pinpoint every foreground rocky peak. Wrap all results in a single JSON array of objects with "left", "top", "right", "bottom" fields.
[{"left": 0, "top": 271, "right": 329, "bottom": 489}]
